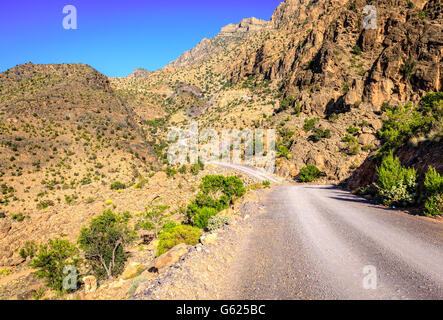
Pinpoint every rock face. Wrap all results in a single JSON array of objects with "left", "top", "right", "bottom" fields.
[
  {"left": 229, "top": 0, "right": 442, "bottom": 110},
  {"left": 152, "top": 243, "right": 189, "bottom": 273},
  {"left": 167, "top": 17, "right": 269, "bottom": 68}
]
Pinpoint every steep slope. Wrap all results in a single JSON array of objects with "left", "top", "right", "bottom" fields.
[
  {"left": 0, "top": 63, "right": 158, "bottom": 267},
  {"left": 166, "top": 17, "right": 270, "bottom": 69}
]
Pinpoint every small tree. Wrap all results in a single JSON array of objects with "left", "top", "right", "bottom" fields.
[
  {"left": 136, "top": 201, "right": 170, "bottom": 239},
  {"left": 29, "top": 238, "right": 80, "bottom": 292},
  {"left": 78, "top": 210, "right": 136, "bottom": 280}
]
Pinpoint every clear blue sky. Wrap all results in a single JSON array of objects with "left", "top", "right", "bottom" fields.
[{"left": 0, "top": 0, "right": 281, "bottom": 77}]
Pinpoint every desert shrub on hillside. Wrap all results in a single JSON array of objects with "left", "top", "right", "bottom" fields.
[
  {"left": 187, "top": 175, "right": 245, "bottom": 226},
  {"left": 275, "top": 96, "right": 295, "bottom": 114},
  {"left": 424, "top": 166, "right": 443, "bottom": 216},
  {"left": 379, "top": 93, "right": 441, "bottom": 155},
  {"left": 19, "top": 240, "right": 38, "bottom": 259},
  {"left": 136, "top": 203, "right": 170, "bottom": 238},
  {"left": 193, "top": 207, "right": 218, "bottom": 230},
  {"left": 166, "top": 166, "right": 178, "bottom": 178},
  {"left": 424, "top": 166, "right": 443, "bottom": 195},
  {"left": 207, "top": 215, "right": 231, "bottom": 231},
  {"left": 303, "top": 118, "right": 318, "bottom": 132},
  {"left": 110, "top": 181, "right": 126, "bottom": 190},
  {"left": 298, "top": 164, "right": 322, "bottom": 183},
  {"left": 376, "top": 154, "right": 417, "bottom": 206},
  {"left": 78, "top": 209, "right": 136, "bottom": 280},
  {"left": 29, "top": 238, "right": 81, "bottom": 292},
  {"left": 157, "top": 224, "right": 202, "bottom": 257},
  {"left": 310, "top": 128, "right": 331, "bottom": 142}
]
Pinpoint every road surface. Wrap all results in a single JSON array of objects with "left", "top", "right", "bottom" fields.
[{"left": 224, "top": 184, "right": 443, "bottom": 299}]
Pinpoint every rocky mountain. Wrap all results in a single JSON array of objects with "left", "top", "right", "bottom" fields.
[
  {"left": 166, "top": 17, "right": 270, "bottom": 69},
  {"left": 128, "top": 68, "right": 151, "bottom": 78}
]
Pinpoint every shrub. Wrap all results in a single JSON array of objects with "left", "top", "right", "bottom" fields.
[
  {"left": 424, "top": 194, "right": 442, "bottom": 217},
  {"left": 207, "top": 215, "right": 231, "bottom": 231},
  {"left": 29, "top": 238, "right": 80, "bottom": 292},
  {"left": 310, "top": 128, "right": 331, "bottom": 142},
  {"left": 376, "top": 154, "right": 417, "bottom": 206},
  {"left": 136, "top": 203, "right": 169, "bottom": 238},
  {"left": 351, "top": 45, "right": 362, "bottom": 55},
  {"left": 276, "top": 96, "right": 295, "bottom": 113},
  {"left": 157, "top": 224, "right": 202, "bottom": 256},
  {"left": 187, "top": 175, "right": 245, "bottom": 225},
  {"left": 378, "top": 101, "right": 436, "bottom": 155},
  {"left": 262, "top": 180, "right": 271, "bottom": 188},
  {"left": 299, "top": 164, "right": 322, "bottom": 183},
  {"left": 166, "top": 166, "right": 178, "bottom": 178},
  {"left": 19, "top": 240, "right": 38, "bottom": 259},
  {"left": 347, "top": 125, "right": 360, "bottom": 135},
  {"left": 424, "top": 166, "right": 443, "bottom": 196},
  {"left": 303, "top": 118, "right": 318, "bottom": 132},
  {"left": 78, "top": 210, "right": 136, "bottom": 280},
  {"left": 110, "top": 181, "right": 126, "bottom": 190},
  {"left": 194, "top": 207, "right": 218, "bottom": 230}
]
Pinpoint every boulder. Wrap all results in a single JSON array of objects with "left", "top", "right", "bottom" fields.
[
  {"left": 146, "top": 239, "right": 159, "bottom": 252},
  {"left": 358, "top": 134, "right": 375, "bottom": 145},
  {"left": 83, "top": 276, "right": 97, "bottom": 294},
  {"left": 200, "top": 233, "right": 217, "bottom": 246},
  {"left": 153, "top": 243, "right": 189, "bottom": 272},
  {"left": 121, "top": 261, "right": 145, "bottom": 280}
]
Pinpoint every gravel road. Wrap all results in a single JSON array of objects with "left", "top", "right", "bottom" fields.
[{"left": 223, "top": 184, "right": 443, "bottom": 300}]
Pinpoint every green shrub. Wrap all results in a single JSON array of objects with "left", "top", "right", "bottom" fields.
[
  {"left": 299, "top": 164, "right": 322, "bottom": 183},
  {"left": 186, "top": 175, "right": 245, "bottom": 225},
  {"left": 303, "top": 118, "right": 318, "bottom": 132},
  {"left": 347, "top": 125, "right": 360, "bottom": 135},
  {"left": 194, "top": 207, "right": 218, "bottom": 230},
  {"left": 424, "top": 166, "right": 443, "bottom": 196},
  {"left": 351, "top": 45, "right": 362, "bottom": 55},
  {"left": 19, "top": 240, "right": 38, "bottom": 259},
  {"left": 157, "top": 224, "right": 202, "bottom": 256},
  {"left": 207, "top": 215, "right": 231, "bottom": 231},
  {"left": 166, "top": 166, "right": 178, "bottom": 178},
  {"left": 424, "top": 194, "right": 442, "bottom": 217},
  {"left": 276, "top": 96, "right": 295, "bottom": 113},
  {"left": 136, "top": 203, "right": 170, "bottom": 238},
  {"left": 29, "top": 239, "right": 80, "bottom": 292},
  {"left": 376, "top": 154, "right": 417, "bottom": 206},
  {"left": 262, "top": 180, "right": 271, "bottom": 188},
  {"left": 378, "top": 100, "right": 436, "bottom": 155},
  {"left": 78, "top": 210, "right": 136, "bottom": 280},
  {"left": 110, "top": 181, "right": 126, "bottom": 190},
  {"left": 310, "top": 128, "right": 331, "bottom": 142}
]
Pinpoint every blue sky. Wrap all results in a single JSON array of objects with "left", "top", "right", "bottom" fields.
[{"left": 0, "top": 0, "right": 281, "bottom": 77}]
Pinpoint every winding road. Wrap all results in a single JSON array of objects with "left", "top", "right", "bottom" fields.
[{"left": 216, "top": 163, "right": 443, "bottom": 300}]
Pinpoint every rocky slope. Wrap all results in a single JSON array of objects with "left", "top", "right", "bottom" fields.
[{"left": 166, "top": 17, "right": 270, "bottom": 69}]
